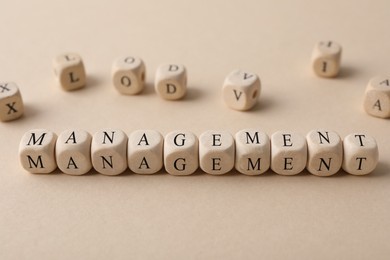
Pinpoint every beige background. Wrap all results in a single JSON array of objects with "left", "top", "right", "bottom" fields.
[{"left": 1, "top": 0, "right": 390, "bottom": 259}]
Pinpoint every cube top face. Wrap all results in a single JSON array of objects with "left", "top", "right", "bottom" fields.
[
  {"left": 53, "top": 53, "right": 83, "bottom": 68},
  {"left": 19, "top": 129, "right": 58, "bottom": 174},
  {"left": 157, "top": 64, "right": 186, "bottom": 78},
  {"left": 271, "top": 131, "right": 307, "bottom": 175},
  {"left": 306, "top": 130, "right": 342, "bottom": 176},
  {"left": 343, "top": 133, "right": 379, "bottom": 175},
  {"left": 224, "top": 70, "right": 260, "bottom": 88},
  {"left": 165, "top": 130, "right": 198, "bottom": 152},
  {"left": 128, "top": 130, "right": 163, "bottom": 151},
  {"left": 367, "top": 75, "right": 390, "bottom": 92},
  {"left": 92, "top": 129, "right": 127, "bottom": 152},
  {"left": 316, "top": 41, "right": 342, "bottom": 56},
  {"left": 306, "top": 130, "right": 341, "bottom": 151},
  {"left": 235, "top": 129, "right": 269, "bottom": 149},
  {"left": 0, "top": 82, "right": 19, "bottom": 98},
  {"left": 199, "top": 130, "right": 234, "bottom": 150},
  {"left": 222, "top": 70, "right": 261, "bottom": 111},
  {"left": 56, "top": 129, "right": 92, "bottom": 175},
  {"left": 20, "top": 129, "right": 57, "bottom": 148},
  {"left": 113, "top": 56, "right": 144, "bottom": 71}
]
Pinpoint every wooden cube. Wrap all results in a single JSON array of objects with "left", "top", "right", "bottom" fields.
[
  {"left": 164, "top": 130, "right": 199, "bottom": 176},
  {"left": 222, "top": 70, "right": 261, "bottom": 111},
  {"left": 306, "top": 130, "right": 343, "bottom": 176},
  {"left": 112, "top": 56, "right": 146, "bottom": 95},
  {"left": 19, "top": 129, "right": 57, "bottom": 174},
  {"left": 271, "top": 131, "right": 307, "bottom": 175},
  {"left": 311, "top": 41, "right": 342, "bottom": 78},
  {"left": 56, "top": 129, "right": 92, "bottom": 175},
  {"left": 199, "top": 130, "right": 235, "bottom": 175},
  {"left": 91, "top": 129, "right": 127, "bottom": 175},
  {"left": 155, "top": 64, "right": 187, "bottom": 100},
  {"left": 235, "top": 129, "right": 270, "bottom": 175},
  {"left": 53, "top": 53, "right": 86, "bottom": 91},
  {"left": 342, "top": 133, "right": 379, "bottom": 175},
  {"left": 128, "top": 130, "right": 163, "bottom": 174},
  {"left": 363, "top": 76, "right": 390, "bottom": 118},
  {"left": 0, "top": 82, "right": 24, "bottom": 122}
]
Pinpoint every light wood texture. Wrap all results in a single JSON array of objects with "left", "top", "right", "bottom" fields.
[
  {"left": 112, "top": 56, "right": 146, "bottom": 95},
  {"left": 342, "top": 133, "right": 379, "bottom": 175},
  {"left": 363, "top": 76, "right": 390, "bottom": 118},
  {"left": 199, "top": 130, "right": 235, "bottom": 175},
  {"left": 55, "top": 129, "right": 92, "bottom": 175},
  {"left": 128, "top": 130, "right": 163, "bottom": 174},
  {"left": 311, "top": 41, "right": 342, "bottom": 78},
  {"left": 19, "top": 129, "right": 57, "bottom": 174},
  {"left": 91, "top": 129, "right": 127, "bottom": 175},
  {"left": 271, "top": 131, "right": 307, "bottom": 175},
  {"left": 306, "top": 130, "right": 343, "bottom": 176},
  {"left": 222, "top": 70, "right": 261, "bottom": 111},
  {"left": 154, "top": 64, "right": 187, "bottom": 100},
  {"left": 235, "top": 129, "right": 270, "bottom": 175},
  {"left": 0, "top": 82, "right": 24, "bottom": 121},
  {"left": 53, "top": 53, "right": 86, "bottom": 91},
  {"left": 164, "top": 130, "right": 199, "bottom": 176}
]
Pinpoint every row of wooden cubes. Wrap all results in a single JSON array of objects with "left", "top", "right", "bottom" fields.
[{"left": 19, "top": 129, "right": 378, "bottom": 176}]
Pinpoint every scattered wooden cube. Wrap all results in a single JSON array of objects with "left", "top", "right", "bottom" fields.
[
  {"left": 199, "top": 130, "right": 235, "bottom": 175},
  {"left": 91, "top": 129, "right": 128, "bottom": 175},
  {"left": 56, "top": 129, "right": 92, "bottom": 175},
  {"left": 311, "top": 41, "right": 342, "bottom": 78},
  {"left": 363, "top": 76, "right": 390, "bottom": 118},
  {"left": 19, "top": 129, "right": 57, "bottom": 174},
  {"left": 306, "top": 130, "right": 343, "bottom": 176},
  {"left": 155, "top": 64, "right": 187, "bottom": 100},
  {"left": 222, "top": 70, "right": 261, "bottom": 111},
  {"left": 235, "top": 129, "right": 270, "bottom": 175},
  {"left": 164, "top": 130, "right": 199, "bottom": 175},
  {"left": 342, "top": 133, "right": 379, "bottom": 175},
  {"left": 0, "top": 82, "right": 24, "bottom": 122},
  {"left": 112, "top": 56, "right": 146, "bottom": 95},
  {"left": 128, "top": 130, "right": 163, "bottom": 174},
  {"left": 53, "top": 53, "right": 86, "bottom": 91},
  {"left": 271, "top": 131, "right": 307, "bottom": 175}
]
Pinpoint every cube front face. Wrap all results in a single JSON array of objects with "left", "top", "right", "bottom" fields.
[
  {"left": 271, "top": 131, "right": 307, "bottom": 175},
  {"left": 235, "top": 129, "right": 270, "bottom": 175},
  {"left": 306, "top": 130, "right": 343, "bottom": 176},
  {"left": 53, "top": 53, "right": 86, "bottom": 91},
  {"left": 363, "top": 76, "right": 390, "bottom": 118},
  {"left": 342, "top": 133, "right": 379, "bottom": 175},
  {"left": 112, "top": 56, "right": 146, "bottom": 95},
  {"left": 164, "top": 131, "right": 199, "bottom": 176},
  {"left": 0, "top": 82, "right": 24, "bottom": 122},
  {"left": 222, "top": 70, "right": 260, "bottom": 111},
  {"left": 155, "top": 64, "right": 187, "bottom": 100},
  {"left": 199, "top": 130, "right": 235, "bottom": 175},
  {"left": 311, "top": 41, "right": 342, "bottom": 78},
  {"left": 56, "top": 130, "right": 92, "bottom": 175},
  {"left": 91, "top": 129, "right": 128, "bottom": 175},
  {"left": 128, "top": 130, "right": 163, "bottom": 174},
  {"left": 19, "top": 129, "right": 57, "bottom": 174}
]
